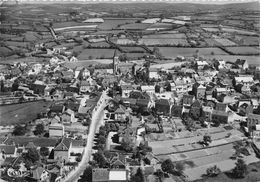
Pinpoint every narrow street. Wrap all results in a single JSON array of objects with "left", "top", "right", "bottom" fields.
[{"left": 63, "top": 91, "right": 109, "bottom": 182}]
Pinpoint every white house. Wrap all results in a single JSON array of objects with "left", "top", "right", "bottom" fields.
[
  {"left": 149, "top": 68, "right": 161, "bottom": 80},
  {"left": 234, "top": 76, "right": 254, "bottom": 88},
  {"left": 28, "top": 63, "right": 42, "bottom": 75},
  {"left": 74, "top": 67, "right": 82, "bottom": 79},
  {"left": 197, "top": 60, "right": 208, "bottom": 69},
  {"left": 141, "top": 85, "right": 155, "bottom": 93},
  {"left": 49, "top": 122, "right": 64, "bottom": 137},
  {"left": 121, "top": 85, "right": 134, "bottom": 98},
  {"left": 49, "top": 56, "right": 60, "bottom": 65}
]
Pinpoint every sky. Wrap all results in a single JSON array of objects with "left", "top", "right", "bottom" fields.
[{"left": 4, "top": 0, "right": 259, "bottom": 4}]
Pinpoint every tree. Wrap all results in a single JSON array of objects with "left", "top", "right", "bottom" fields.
[
  {"left": 76, "top": 154, "right": 82, "bottom": 162},
  {"left": 0, "top": 80, "right": 4, "bottom": 92},
  {"left": 175, "top": 162, "right": 185, "bottom": 175},
  {"left": 119, "top": 54, "right": 128, "bottom": 62},
  {"left": 34, "top": 124, "right": 45, "bottom": 135},
  {"left": 121, "top": 136, "right": 135, "bottom": 152},
  {"left": 97, "top": 135, "right": 106, "bottom": 144},
  {"left": 131, "top": 167, "right": 144, "bottom": 182},
  {"left": 212, "top": 119, "right": 220, "bottom": 127},
  {"left": 161, "top": 159, "right": 175, "bottom": 174},
  {"left": 155, "top": 85, "right": 160, "bottom": 93},
  {"left": 232, "top": 159, "right": 248, "bottom": 178},
  {"left": 206, "top": 165, "right": 221, "bottom": 177},
  {"left": 72, "top": 51, "right": 80, "bottom": 57},
  {"left": 40, "top": 147, "right": 49, "bottom": 157},
  {"left": 13, "top": 125, "right": 26, "bottom": 136},
  {"left": 12, "top": 80, "right": 19, "bottom": 92},
  {"left": 93, "top": 151, "right": 107, "bottom": 168},
  {"left": 24, "top": 148, "right": 40, "bottom": 164},
  {"left": 203, "top": 135, "right": 212, "bottom": 146},
  {"left": 79, "top": 166, "right": 92, "bottom": 182},
  {"left": 165, "top": 81, "right": 171, "bottom": 91},
  {"left": 154, "top": 169, "right": 164, "bottom": 182},
  {"left": 153, "top": 47, "right": 162, "bottom": 59}
]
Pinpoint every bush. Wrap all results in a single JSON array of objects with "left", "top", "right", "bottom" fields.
[
  {"left": 40, "top": 147, "right": 49, "bottom": 157},
  {"left": 232, "top": 159, "right": 248, "bottom": 178},
  {"left": 34, "top": 123, "right": 45, "bottom": 135},
  {"left": 13, "top": 125, "right": 26, "bottom": 136},
  {"left": 206, "top": 165, "right": 221, "bottom": 177}
]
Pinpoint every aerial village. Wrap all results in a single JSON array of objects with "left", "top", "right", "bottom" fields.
[{"left": 0, "top": 1, "right": 260, "bottom": 182}]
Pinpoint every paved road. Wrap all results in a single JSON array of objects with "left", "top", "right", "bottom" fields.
[{"left": 63, "top": 91, "right": 109, "bottom": 182}]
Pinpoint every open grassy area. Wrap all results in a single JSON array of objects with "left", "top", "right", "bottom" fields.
[
  {"left": 0, "top": 101, "right": 52, "bottom": 126},
  {"left": 77, "top": 48, "right": 115, "bottom": 59},
  {"left": 143, "top": 33, "right": 187, "bottom": 39},
  {"left": 97, "top": 19, "right": 138, "bottom": 30},
  {"left": 225, "top": 46, "right": 260, "bottom": 55},
  {"left": 149, "top": 47, "right": 228, "bottom": 58},
  {"left": 139, "top": 38, "right": 190, "bottom": 46},
  {"left": 195, "top": 162, "right": 260, "bottom": 182}
]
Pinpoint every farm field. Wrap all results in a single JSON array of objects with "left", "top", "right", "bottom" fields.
[
  {"left": 119, "top": 23, "right": 151, "bottom": 30},
  {"left": 0, "top": 101, "right": 52, "bottom": 126},
  {"left": 202, "top": 27, "right": 219, "bottom": 32},
  {"left": 116, "top": 38, "right": 136, "bottom": 45},
  {"left": 149, "top": 47, "right": 228, "bottom": 58},
  {"left": 5, "top": 41, "right": 30, "bottom": 48},
  {"left": 222, "top": 27, "right": 257, "bottom": 35},
  {"left": 77, "top": 48, "right": 115, "bottom": 59},
  {"left": 225, "top": 46, "right": 260, "bottom": 55},
  {"left": 195, "top": 162, "right": 260, "bottom": 182},
  {"left": 204, "top": 55, "right": 260, "bottom": 65},
  {"left": 204, "top": 39, "right": 221, "bottom": 46},
  {"left": 147, "top": 23, "right": 174, "bottom": 30},
  {"left": 0, "top": 47, "right": 13, "bottom": 57},
  {"left": 54, "top": 25, "right": 98, "bottom": 31},
  {"left": 97, "top": 19, "right": 138, "bottom": 30},
  {"left": 52, "top": 21, "right": 97, "bottom": 29},
  {"left": 235, "top": 35, "right": 260, "bottom": 46},
  {"left": 142, "top": 33, "right": 187, "bottom": 39},
  {"left": 120, "top": 46, "right": 147, "bottom": 53},
  {"left": 139, "top": 38, "right": 189, "bottom": 46},
  {"left": 64, "top": 59, "right": 113, "bottom": 70},
  {"left": 214, "top": 38, "right": 237, "bottom": 46},
  {"left": 89, "top": 41, "right": 111, "bottom": 48},
  {"left": 125, "top": 52, "right": 150, "bottom": 59}
]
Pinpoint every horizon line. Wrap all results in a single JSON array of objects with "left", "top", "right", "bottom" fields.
[{"left": 2, "top": 0, "right": 260, "bottom": 5}]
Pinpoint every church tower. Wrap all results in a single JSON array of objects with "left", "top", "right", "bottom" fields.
[{"left": 113, "top": 50, "right": 119, "bottom": 75}]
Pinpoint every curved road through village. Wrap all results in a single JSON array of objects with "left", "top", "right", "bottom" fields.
[{"left": 63, "top": 90, "right": 109, "bottom": 182}]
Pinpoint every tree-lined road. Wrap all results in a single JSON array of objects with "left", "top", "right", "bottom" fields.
[{"left": 63, "top": 90, "right": 109, "bottom": 182}]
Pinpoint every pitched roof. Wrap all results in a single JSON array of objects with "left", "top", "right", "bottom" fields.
[
  {"left": 110, "top": 154, "right": 126, "bottom": 166},
  {"left": 0, "top": 145, "right": 16, "bottom": 155},
  {"left": 191, "top": 100, "right": 201, "bottom": 108},
  {"left": 4, "top": 137, "right": 58, "bottom": 148},
  {"left": 25, "top": 142, "right": 37, "bottom": 149},
  {"left": 121, "top": 84, "right": 133, "bottom": 90},
  {"left": 32, "top": 166, "right": 45, "bottom": 180},
  {"left": 212, "top": 110, "right": 228, "bottom": 117},
  {"left": 235, "top": 76, "right": 254, "bottom": 83},
  {"left": 156, "top": 99, "right": 170, "bottom": 106},
  {"left": 114, "top": 105, "right": 126, "bottom": 114},
  {"left": 54, "top": 138, "right": 71, "bottom": 151}
]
